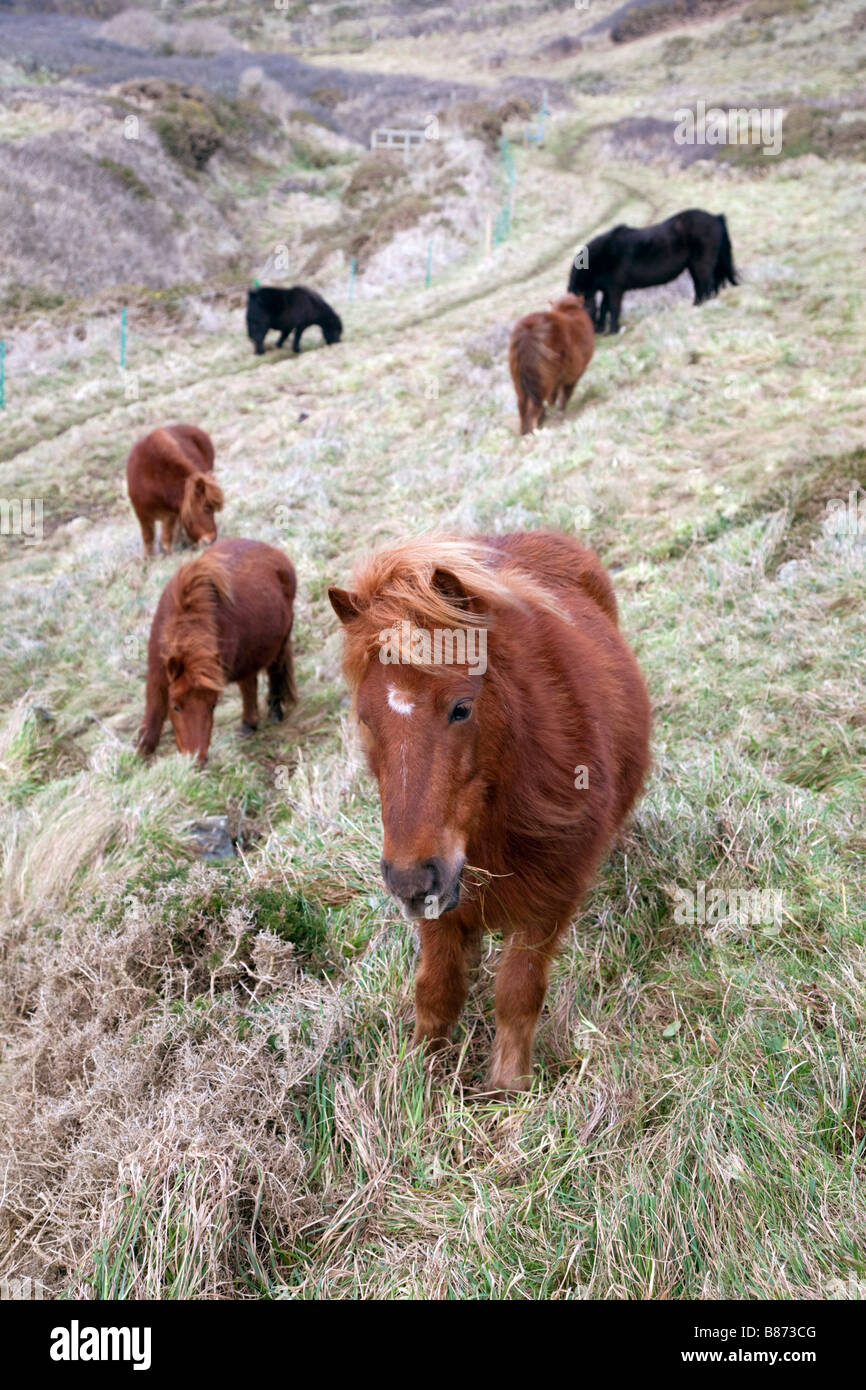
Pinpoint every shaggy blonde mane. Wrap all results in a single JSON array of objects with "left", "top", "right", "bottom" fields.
[
  {"left": 339, "top": 535, "right": 572, "bottom": 686},
  {"left": 180, "top": 472, "right": 224, "bottom": 533},
  {"left": 161, "top": 549, "right": 233, "bottom": 693}
]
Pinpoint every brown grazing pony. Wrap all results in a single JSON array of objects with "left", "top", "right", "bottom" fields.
[
  {"left": 138, "top": 538, "right": 297, "bottom": 765},
  {"left": 126, "top": 424, "right": 224, "bottom": 557},
  {"left": 508, "top": 292, "right": 594, "bottom": 435},
  {"left": 329, "top": 531, "right": 651, "bottom": 1093}
]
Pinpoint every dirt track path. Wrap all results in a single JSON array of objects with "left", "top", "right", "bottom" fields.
[{"left": 0, "top": 166, "right": 657, "bottom": 470}]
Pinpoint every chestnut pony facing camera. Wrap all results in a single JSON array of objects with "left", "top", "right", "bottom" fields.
[{"left": 329, "top": 531, "right": 651, "bottom": 1093}]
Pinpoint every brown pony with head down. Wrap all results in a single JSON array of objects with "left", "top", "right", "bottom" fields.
[
  {"left": 329, "top": 531, "right": 651, "bottom": 1093},
  {"left": 138, "top": 538, "right": 297, "bottom": 764},
  {"left": 126, "top": 424, "right": 223, "bottom": 558},
  {"left": 508, "top": 292, "right": 594, "bottom": 435}
]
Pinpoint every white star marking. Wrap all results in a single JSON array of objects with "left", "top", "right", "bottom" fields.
[{"left": 387, "top": 686, "right": 414, "bottom": 716}]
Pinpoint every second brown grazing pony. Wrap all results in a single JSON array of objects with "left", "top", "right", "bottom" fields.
[
  {"left": 126, "top": 424, "right": 223, "bottom": 557},
  {"left": 329, "top": 531, "right": 651, "bottom": 1093},
  {"left": 138, "top": 538, "right": 297, "bottom": 765},
  {"left": 508, "top": 292, "right": 595, "bottom": 435}
]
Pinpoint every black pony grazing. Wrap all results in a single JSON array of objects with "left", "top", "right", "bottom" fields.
[
  {"left": 568, "top": 209, "right": 737, "bottom": 334},
  {"left": 246, "top": 285, "right": 343, "bottom": 355}
]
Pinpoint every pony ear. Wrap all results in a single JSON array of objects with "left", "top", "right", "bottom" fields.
[
  {"left": 194, "top": 475, "right": 207, "bottom": 497},
  {"left": 166, "top": 655, "right": 184, "bottom": 682},
  {"left": 328, "top": 587, "right": 365, "bottom": 625},
  {"left": 431, "top": 567, "right": 468, "bottom": 606}
]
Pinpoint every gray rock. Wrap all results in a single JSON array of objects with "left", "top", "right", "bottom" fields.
[
  {"left": 186, "top": 816, "right": 235, "bottom": 862},
  {"left": 776, "top": 560, "right": 809, "bottom": 584}
]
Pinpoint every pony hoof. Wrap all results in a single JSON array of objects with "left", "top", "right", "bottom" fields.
[
  {"left": 239, "top": 722, "right": 258, "bottom": 738},
  {"left": 268, "top": 703, "right": 284, "bottom": 723},
  {"left": 481, "top": 1080, "right": 528, "bottom": 1100},
  {"left": 467, "top": 1085, "right": 509, "bottom": 1105}
]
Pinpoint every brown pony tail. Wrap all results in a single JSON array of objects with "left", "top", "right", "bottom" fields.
[
  {"left": 510, "top": 320, "right": 560, "bottom": 409},
  {"left": 508, "top": 325, "right": 545, "bottom": 410}
]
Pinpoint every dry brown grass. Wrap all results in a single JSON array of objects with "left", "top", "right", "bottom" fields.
[{"left": 0, "top": 863, "right": 341, "bottom": 1297}]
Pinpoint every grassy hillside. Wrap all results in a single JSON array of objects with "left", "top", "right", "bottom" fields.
[{"left": 1, "top": 0, "right": 865, "bottom": 1299}]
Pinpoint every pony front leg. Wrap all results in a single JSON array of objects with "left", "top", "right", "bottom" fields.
[
  {"left": 606, "top": 289, "right": 624, "bottom": 334},
  {"left": 488, "top": 932, "right": 557, "bottom": 1093},
  {"left": 137, "top": 674, "right": 167, "bottom": 755},
  {"left": 267, "top": 636, "right": 296, "bottom": 722},
  {"left": 413, "top": 919, "right": 471, "bottom": 1050},
  {"left": 518, "top": 394, "right": 544, "bottom": 435},
  {"left": 139, "top": 516, "right": 157, "bottom": 558},
  {"left": 238, "top": 674, "right": 259, "bottom": 734},
  {"left": 160, "top": 515, "right": 177, "bottom": 554}
]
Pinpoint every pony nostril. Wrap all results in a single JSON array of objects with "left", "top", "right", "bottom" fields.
[{"left": 382, "top": 858, "right": 447, "bottom": 906}]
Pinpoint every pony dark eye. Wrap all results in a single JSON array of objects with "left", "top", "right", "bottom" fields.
[
  {"left": 449, "top": 701, "right": 472, "bottom": 724},
  {"left": 172, "top": 702, "right": 181, "bottom": 712}
]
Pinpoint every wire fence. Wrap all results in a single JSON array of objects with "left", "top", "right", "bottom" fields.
[{"left": 0, "top": 96, "right": 553, "bottom": 409}]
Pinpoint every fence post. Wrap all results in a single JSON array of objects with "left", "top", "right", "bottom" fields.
[{"left": 120, "top": 308, "right": 127, "bottom": 369}]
